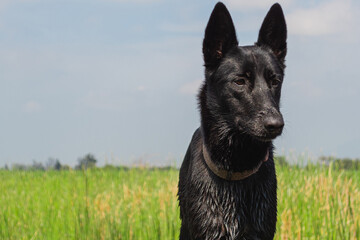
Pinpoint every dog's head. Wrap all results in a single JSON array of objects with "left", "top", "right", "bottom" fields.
[{"left": 202, "top": 2, "right": 287, "bottom": 142}]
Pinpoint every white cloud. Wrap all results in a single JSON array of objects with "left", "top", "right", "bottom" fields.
[
  {"left": 23, "top": 101, "right": 41, "bottom": 113},
  {"left": 287, "top": 0, "right": 355, "bottom": 36},
  {"left": 179, "top": 79, "right": 202, "bottom": 95},
  {"left": 224, "top": 0, "right": 359, "bottom": 37},
  {"left": 137, "top": 85, "right": 146, "bottom": 91}
]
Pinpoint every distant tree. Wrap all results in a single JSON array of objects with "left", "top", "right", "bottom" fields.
[
  {"left": 4, "top": 164, "right": 9, "bottom": 170},
  {"left": 46, "top": 158, "right": 62, "bottom": 171},
  {"left": 75, "top": 153, "right": 97, "bottom": 170},
  {"left": 102, "top": 164, "right": 117, "bottom": 170},
  {"left": 29, "top": 161, "right": 45, "bottom": 171},
  {"left": 319, "top": 156, "right": 360, "bottom": 170},
  {"left": 12, "top": 163, "right": 27, "bottom": 171},
  {"left": 333, "top": 158, "right": 360, "bottom": 170},
  {"left": 54, "top": 160, "right": 62, "bottom": 170}
]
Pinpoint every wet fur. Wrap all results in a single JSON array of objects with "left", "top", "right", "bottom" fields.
[{"left": 178, "top": 2, "right": 287, "bottom": 240}]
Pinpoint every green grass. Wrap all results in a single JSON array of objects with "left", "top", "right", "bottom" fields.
[{"left": 0, "top": 166, "right": 359, "bottom": 239}]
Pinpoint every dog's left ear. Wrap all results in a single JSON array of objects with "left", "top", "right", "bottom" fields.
[{"left": 257, "top": 3, "right": 287, "bottom": 63}]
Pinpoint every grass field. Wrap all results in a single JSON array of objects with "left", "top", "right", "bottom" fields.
[{"left": 0, "top": 164, "right": 359, "bottom": 239}]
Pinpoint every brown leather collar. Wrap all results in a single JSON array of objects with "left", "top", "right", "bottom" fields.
[{"left": 202, "top": 144, "right": 269, "bottom": 181}]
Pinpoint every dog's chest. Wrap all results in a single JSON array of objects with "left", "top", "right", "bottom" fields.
[{"left": 196, "top": 175, "right": 274, "bottom": 239}]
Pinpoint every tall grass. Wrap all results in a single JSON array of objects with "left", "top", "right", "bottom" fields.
[
  {"left": 0, "top": 165, "right": 359, "bottom": 239},
  {"left": 276, "top": 164, "right": 360, "bottom": 239},
  {"left": 0, "top": 169, "right": 180, "bottom": 239}
]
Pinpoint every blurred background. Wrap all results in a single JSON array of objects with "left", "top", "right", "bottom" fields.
[{"left": 0, "top": 0, "right": 359, "bottom": 167}]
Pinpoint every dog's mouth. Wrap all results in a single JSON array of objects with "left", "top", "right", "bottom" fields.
[
  {"left": 253, "top": 133, "right": 280, "bottom": 142},
  {"left": 240, "top": 126, "right": 283, "bottom": 142}
]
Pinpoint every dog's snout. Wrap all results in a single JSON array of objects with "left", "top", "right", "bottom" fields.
[{"left": 264, "top": 116, "right": 284, "bottom": 133}]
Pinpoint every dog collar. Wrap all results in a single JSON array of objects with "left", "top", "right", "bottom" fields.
[{"left": 202, "top": 144, "right": 269, "bottom": 181}]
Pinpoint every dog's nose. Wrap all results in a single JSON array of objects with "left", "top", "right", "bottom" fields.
[{"left": 264, "top": 116, "right": 284, "bottom": 133}]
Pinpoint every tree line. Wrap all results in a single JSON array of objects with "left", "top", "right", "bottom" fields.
[
  {"left": 2, "top": 155, "right": 360, "bottom": 171},
  {"left": 274, "top": 155, "right": 360, "bottom": 170},
  {"left": 3, "top": 153, "right": 97, "bottom": 171}
]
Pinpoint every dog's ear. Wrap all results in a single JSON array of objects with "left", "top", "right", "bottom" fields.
[
  {"left": 203, "top": 2, "right": 238, "bottom": 68},
  {"left": 257, "top": 3, "right": 287, "bottom": 63}
]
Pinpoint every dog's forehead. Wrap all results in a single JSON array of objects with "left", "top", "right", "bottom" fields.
[{"left": 225, "top": 46, "right": 281, "bottom": 73}]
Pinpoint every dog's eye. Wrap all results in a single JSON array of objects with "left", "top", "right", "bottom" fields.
[
  {"left": 269, "top": 74, "right": 281, "bottom": 86},
  {"left": 271, "top": 78, "right": 281, "bottom": 86},
  {"left": 234, "top": 77, "right": 246, "bottom": 86}
]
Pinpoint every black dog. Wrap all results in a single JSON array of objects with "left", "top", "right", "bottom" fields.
[{"left": 178, "top": 2, "right": 287, "bottom": 240}]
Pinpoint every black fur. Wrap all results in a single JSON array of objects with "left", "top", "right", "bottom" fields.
[{"left": 178, "top": 2, "right": 287, "bottom": 240}]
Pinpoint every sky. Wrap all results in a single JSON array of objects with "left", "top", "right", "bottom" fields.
[{"left": 0, "top": 0, "right": 359, "bottom": 167}]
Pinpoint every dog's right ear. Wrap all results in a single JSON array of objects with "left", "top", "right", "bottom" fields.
[
  {"left": 203, "top": 2, "right": 238, "bottom": 69},
  {"left": 257, "top": 3, "right": 287, "bottom": 64}
]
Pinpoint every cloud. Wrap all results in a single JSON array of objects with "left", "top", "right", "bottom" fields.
[
  {"left": 287, "top": 0, "right": 355, "bottom": 36},
  {"left": 224, "top": 0, "right": 359, "bottom": 37},
  {"left": 137, "top": 85, "right": 146, "bottom": 91},
  {"left": 23, "top": 101, "right": 41, "bottom": 113},
  {"left": 179, "top": 79, "right": 202, "bottom": 95}
]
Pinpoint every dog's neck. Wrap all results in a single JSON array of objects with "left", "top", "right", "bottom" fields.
[{"left": 199, "top": 84, "right": 272, "bottom": 172}]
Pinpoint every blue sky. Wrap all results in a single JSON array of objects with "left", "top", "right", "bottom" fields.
[{"left": 1, "top": 0, "right": 359, "bottom": 166}]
